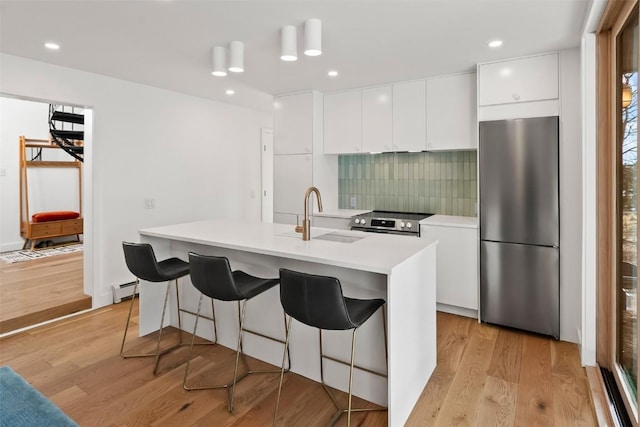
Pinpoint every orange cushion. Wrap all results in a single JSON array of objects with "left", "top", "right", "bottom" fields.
[{"left": 32, "top": 211, "right": 80, "bottom": 222}]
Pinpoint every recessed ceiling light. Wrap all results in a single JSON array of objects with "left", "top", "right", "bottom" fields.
[
  {"left": 226, "top": 89, "right": 235, "bottom": 95},
  {"left": 328, "top": 70, "right": 338, "bottom": 77},
  {"left": 488, "top": 40, "right": 503, "bottom": 48},
  {"left": 44, "top": 42, "right": 60, "bottom": 50}
]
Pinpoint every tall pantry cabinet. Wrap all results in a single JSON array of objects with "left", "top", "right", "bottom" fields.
[{"left": 273, "top": 91, "right": 337, "bottom": 225}]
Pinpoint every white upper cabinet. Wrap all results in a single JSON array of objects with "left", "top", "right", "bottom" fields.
[
  {"left": 426, "top": 73, "right": 477, "bottom": 150},
  {"left": 393, "top": 80, "right": 426, "bottom": 152},
  {"left": 362, "top": 86, "right": 393, "bottom": 153},
  {"left": 478, "top": 53, "right": 559, "bottom": 106},
  {"left": 324, "top": 90, "right": 363, "bottom": 154},
  {"left": 274, "top": 92, "right": 313, "bottom": 155}
]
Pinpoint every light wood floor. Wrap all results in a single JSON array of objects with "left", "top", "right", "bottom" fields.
[
  {"left": 0, "top": 301, "right": 596, "bottom": 426},
  {"left": 0, "top": 251, "right": 91, "bottom": 333}
]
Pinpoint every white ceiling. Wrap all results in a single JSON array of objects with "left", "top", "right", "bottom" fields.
[{"left": 0, "top": 0, "right": 590, "bottom": 111}]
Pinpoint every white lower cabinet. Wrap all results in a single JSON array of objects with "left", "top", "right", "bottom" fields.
[{"left": 421, "top": 223, "right": 478, "bottom": 317}]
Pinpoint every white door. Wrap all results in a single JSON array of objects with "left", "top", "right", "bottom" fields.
[{"left": 261, "top": 128, "right": 273, "bottom": 223}]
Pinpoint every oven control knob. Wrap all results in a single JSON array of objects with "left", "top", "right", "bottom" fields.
[
  {"left": 406, "top": 222, "right": 412, "bottom": 228},
  {"left": 400, "top": 221, "right": 405, "bottom": 228},
  {"left": 354, "top": 218, "right": 360, "bottom": 224},
  {"left": 360, "top": 219, "right": 366, "bottom": 225}
]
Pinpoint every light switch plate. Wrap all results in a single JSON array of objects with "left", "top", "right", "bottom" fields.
[
  {"left": 144, "top": 198, "right": 156, "bottom": 209},
  {"left": 350, "top": 196, "right": 357, "bottom": 208}
]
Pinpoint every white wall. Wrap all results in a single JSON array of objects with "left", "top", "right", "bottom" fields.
[
  {"left": 580, "top": 34, "right": 597, "bottom": 366},
  {"left": 559, "top": 48, "right": 583, "bottom": 344},
  {"left": 0, "top": 53, "right": 272, "bottom": 307},
  {"left": 0, "top": 98, "right": 82, "bottom": 251}
]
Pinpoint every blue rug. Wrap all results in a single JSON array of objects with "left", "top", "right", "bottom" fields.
[{"left": 0, "top": 366, "right": 78, "bottom": 426}]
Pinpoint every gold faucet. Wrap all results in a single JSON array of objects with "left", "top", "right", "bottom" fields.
[{"left": 295, "top": 186, "right": 323, "bottom": 240}]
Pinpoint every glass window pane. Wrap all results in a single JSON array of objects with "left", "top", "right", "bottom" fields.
[{"left": 617, "top": 6, "right": 638, "bottom": 406}]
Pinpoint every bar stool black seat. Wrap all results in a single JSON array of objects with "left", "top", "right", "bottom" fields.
[
  {"left": 120, "top": 241, "right": 202, "bottom": 375},
  {"left": 274, "top": 268, "right": 388, "bottom": 426},
  {"left": 183, "top": 252, "right": 291, "bottom": 413}
]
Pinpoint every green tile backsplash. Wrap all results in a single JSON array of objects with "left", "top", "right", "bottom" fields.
[{"left": 338, "top": 151, "right": 477, "bottom": 216}]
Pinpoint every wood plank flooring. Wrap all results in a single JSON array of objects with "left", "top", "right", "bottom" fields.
[
  {"left": 0, "top": 251, "right": 91, "bottom": 333},
  {"left": 0, "top": 304, "right": 597, "bottom": 426}
]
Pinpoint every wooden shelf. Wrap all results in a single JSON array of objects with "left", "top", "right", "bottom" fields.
[
  {"left": 25, "top": 160, "right": 81, "bottom": 168},
  {"left": 19, "top": 135, "right": 83, "bottom": 250}
]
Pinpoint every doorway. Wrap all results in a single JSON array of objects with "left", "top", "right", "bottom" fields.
[{"left": 0, "top": 96, "right": 93, "bottom": 333}]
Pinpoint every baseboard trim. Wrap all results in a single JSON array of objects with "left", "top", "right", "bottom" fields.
[
  {"left": 436, "top": 303, "right": 478, "bottom": 319},
  {"left": 0, "top": 241, "right": 25, "bottom": 253}
]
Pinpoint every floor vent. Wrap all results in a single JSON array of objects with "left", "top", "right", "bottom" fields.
[
  {"left": 600, "top": 367, "right": 632, "bottom": 427},
  {"left": 112, "top": 281, "right": 137, "bottom": 304}
]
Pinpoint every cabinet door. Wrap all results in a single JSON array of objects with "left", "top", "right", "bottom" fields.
[
  {"left": 274, "top": 92, "right": 313, "bottom": 155},
  {"left": 324, "top": 90, "right": 362, "bottom": 154},
  {"left": 393, "top": 80, "right": 426, "bottom": 152},
  {"left": 421, "top": 225, "right": 478, "bottom": 310},
  {"left": 478, "top": 53, "right": 558, "bottom": 106},
  {"left": 362, "top": 86, "right": 392, "bottom": 153},
  {"left": 426, "top": 73, "right": 477, "bottom": 150},
  {"left": 273, "top": 154, "right": 312, "bottom": 215}
]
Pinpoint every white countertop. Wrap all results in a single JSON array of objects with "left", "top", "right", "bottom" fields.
[
  {"left": 312, "top": 209, "right": 372, "bottom": 219},
  {"left": 420, "top": 215, "right": 478, "bottom": 228},
  {"left": 140, "top": 218, "right": 435, "bottom": 275}
]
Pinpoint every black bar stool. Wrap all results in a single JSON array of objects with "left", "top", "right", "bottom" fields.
[
  {"left": 274, "top": 268, "right": 388, "bottom": 426},
  {"left": 120, "top": 242, "right": 215, "bottom": 375},
  {"left": 183, "top": 252, "right": 291, "bottom": 413}
]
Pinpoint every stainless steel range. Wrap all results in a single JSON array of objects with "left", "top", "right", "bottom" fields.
[{"left": 350, "top": 211, "right": 434, "bottom": 236}]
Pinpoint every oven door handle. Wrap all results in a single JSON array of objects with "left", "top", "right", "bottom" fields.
[{"left": 351, "top": 227, "right": 419, "bottom": 237}]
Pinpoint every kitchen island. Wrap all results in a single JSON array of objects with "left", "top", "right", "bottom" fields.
[{"left": 138, "top": 218, "right": 437, "bottom": 426}]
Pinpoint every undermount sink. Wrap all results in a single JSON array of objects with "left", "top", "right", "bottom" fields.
[
  {"left": 275, "top": 230, "right": 365, "bottom": 243},
  {"left": 275, "top": 229, "right": 328, "bottom": 239},
  {"left": 313, "top": 232, "right": 365, "bottom": 243}
]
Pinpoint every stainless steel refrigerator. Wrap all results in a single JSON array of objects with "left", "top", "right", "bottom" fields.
[{"left": 479, "top": 116, "right": 560, "bottom": 339}]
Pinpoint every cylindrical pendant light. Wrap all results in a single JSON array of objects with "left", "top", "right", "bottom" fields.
[
  {"left": 228, "top": 41, "right": 244, "bottom": 73},
  {"left": 212, "top": 46, "right": 227, "bottom": 77},
  {"left": 281, "top": 25, "right": 297, "bottom": 61},
  {"left": 304, "top": 18, "right": 322, "bottom": 56}
]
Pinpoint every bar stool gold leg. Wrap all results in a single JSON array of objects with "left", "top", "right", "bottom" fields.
[
  {"left": 273, "top": 315, "right": 293, "bottom": 426},
  {"left": 120, "top": 278, "right": 183, "bottom": 375},
  {"left": 230, "top": 300, "right": 248, "bottom": 412},
  {"left": 175, "top": 278, "right": 183, "bottom": 343},
  {"left": 183, "top": 293, "right": 204, "bottom": 389},
  {"left": 119, "top": 279, "right": 140, "bottom": 357},
  {"left": 319, "top": 305, "right": 389, "bottom": 426},
  {"left": 152, "top": 279, "right": 175, "bottom": 375},
  {"left": 347, "top": 328, "right": 357, "bottom": 427},
  {"left": 184, "top": 294, "right": 291, "bottom": 414}
]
